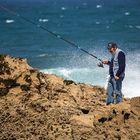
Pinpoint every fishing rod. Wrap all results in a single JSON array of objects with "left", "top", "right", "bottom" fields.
[{"left": 0, "top": 5, "right": 104, "bottom": 68}]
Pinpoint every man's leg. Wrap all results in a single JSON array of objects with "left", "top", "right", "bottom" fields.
[
  {"left": 114, "top": 78, "right": 123, "bottom": 104},
  {"left": 106, "top": 78, "right": 114, "bottom": 105}
]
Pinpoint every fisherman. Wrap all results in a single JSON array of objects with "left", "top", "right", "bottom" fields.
[{"left": 102, "top": 42, "right": 126, "bottom": 105}]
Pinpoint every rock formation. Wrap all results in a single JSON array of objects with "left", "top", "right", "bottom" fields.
[{"left": 0, "top": 55, "right": 140, "bottom": 140}]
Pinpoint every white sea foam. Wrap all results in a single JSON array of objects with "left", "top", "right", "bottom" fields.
[
  {"left": 123, "top": 51, "right": 140, "bottom": 98},
  {"left": 123, "top": 69, "right": 140, "bottom": 98},
  {"left": 96, "top": 5, "right": 102, "bottom": 8},
  {"left": 61, "top": 7, "right": 67, "bottom": 10},
  {"left": 124, "top": 12, "right": 130, "bottom": 16},
  {"left": 39, "top": 19, "right": 49, "bottom": 22},
  {"left": 6, "top": 19, "right": 14, "bottom": 23},
  {"left": 59, "top": 69, "right": 71, "bottom": 78},
  {"left": 96, "top": 21, "right": 100, "bottom": 25},
  {"left": 37, "top": 54, "right": 46, "bottom": 57},
  {"left": 40, "top": 48, "right": 140, "bottom": 98},
  {"left": 41, "top": 67, "right": 107, "bottom": 86},
  {"left": 136, "top": 25, "right": 140, "bottom": 29},
  {"left": 37, "top": 54, "right": 53, "bottom": 57},
  {"left": 41, "top": 58, "right": 140, "bottom": 98}
]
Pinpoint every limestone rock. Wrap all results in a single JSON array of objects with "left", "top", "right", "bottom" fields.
[{"left": 0, "top": 55, "right": 139, "bottom": 140}]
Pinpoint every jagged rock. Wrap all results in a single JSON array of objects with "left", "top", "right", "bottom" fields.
[
  {"left": 20, "top": 84, "right": 30, "bottom": 91},
  {"left": 80, "top": 108, "right": 90, "bottom": 114},
  {"left": 0, "top": 88, "right": 9, "bottom": 96},
  {"left": 98, "top": 117, "right": 108, "bottom": 123},
  {"left": 0, "top": 55, "right": 139, "bottom": 140},
  {"left": 63, "top": 79, "right": 76, "bottom": 85},
  {"left": 130, "top": 97, "right": 140, "bottom": 116},
  {"left": 0, "top": 79, "right": 20, "bottom": 88}
]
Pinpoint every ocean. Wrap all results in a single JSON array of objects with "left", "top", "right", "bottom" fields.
[{"left": 0, "top": 0, "right": 140, "bottom": 98}]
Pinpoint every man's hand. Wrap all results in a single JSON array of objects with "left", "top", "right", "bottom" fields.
[
  {"left": 102, "top": 60, "right": 109, "bottom": 64},
  {"left": 115, "top": 76, "right": 119, "bottom": 80}
]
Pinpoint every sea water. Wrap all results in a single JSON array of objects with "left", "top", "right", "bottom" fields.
[{"left": 0, "top": 0, "right": 140, "bottom": 97}]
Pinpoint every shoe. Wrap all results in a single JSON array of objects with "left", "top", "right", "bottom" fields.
[{"left": 106, "top": 102, "right": 112, "bottom": 105}]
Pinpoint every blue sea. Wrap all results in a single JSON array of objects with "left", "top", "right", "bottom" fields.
[{"left": 0, "top": 0, "right": 140, "bottom": 97}]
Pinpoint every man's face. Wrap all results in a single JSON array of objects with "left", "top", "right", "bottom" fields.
[{"left": 108, "top": 47, "right": 116, "bottom": 54}]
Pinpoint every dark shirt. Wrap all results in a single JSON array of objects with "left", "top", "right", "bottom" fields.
[{"left": 109, "top": 51, "right": 125, "bottom": 77}]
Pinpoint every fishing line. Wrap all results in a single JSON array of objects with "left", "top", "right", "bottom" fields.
[{"left": 0, "top": 5, "right": 104, "bottom": 67}]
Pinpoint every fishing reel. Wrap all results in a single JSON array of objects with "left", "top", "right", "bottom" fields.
[{"left": 97, "top": 62, "right": 104, "bottom": 68}]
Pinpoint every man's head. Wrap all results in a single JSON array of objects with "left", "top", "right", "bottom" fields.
[{"left": 107, "top": 42, "right": 118, "bottom": 54}]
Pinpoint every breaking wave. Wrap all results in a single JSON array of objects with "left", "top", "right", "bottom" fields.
[
  {"left": 40, "top": 50, "right": 140, "bottom": 98},
  {"left": 5, "top": 19, "right": 14, "bottom": 23}
]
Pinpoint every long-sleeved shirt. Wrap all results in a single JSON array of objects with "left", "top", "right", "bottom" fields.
[{"left": 109, "top": 51, "right": 125, "bottom": 77}]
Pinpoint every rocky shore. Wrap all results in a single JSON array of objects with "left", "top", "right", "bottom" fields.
[{"left": 0, "top": 55, "right": 140, "bottom": 140}]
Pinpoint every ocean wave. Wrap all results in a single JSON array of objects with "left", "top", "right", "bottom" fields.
[
  {"left": 37, "top": 54, "right": 47, "bottom": 57},
  {"left": 41, "top": 67, "right": 107, "bottom": 85},
  {"left": 123, "top": 51, "right": 140, "bottom": 98},
  {"left": 128, "top": 25, "right": 133, "bottom": 28},
  {"left": 123, "top": 68, "right": 140, "bottom": 98},
  {"left": 40, "top": 63, "right": 140, "bottom": 98},
  {"left": 39, "top": 18, "right": 49, "bottom": 22},
  {"left": 136, "top": 25, "right": 140, "bottom": 29},
  {"left": 96, "top": 5, "right": 102, "bottom": 8},
  {"left": 5, "top": 19, "right": 15, "bottom": 24},
  {"left": 96, "top": 21, "right": 100, "bottom": 25},
  {"left": 37, "top": 54, "right": 53, "bottom": 57},
  {"left": 61, "top": 7, "right": 67, "bottom": 10},
  {"left": 124, "top": 12, "right": 130, "bottom": 16}
]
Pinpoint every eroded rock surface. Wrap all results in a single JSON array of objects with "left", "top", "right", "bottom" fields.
[{"left": 0, "top": 55, "right": 139, "bottom": 140}]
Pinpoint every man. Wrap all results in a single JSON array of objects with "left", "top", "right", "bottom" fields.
[{"left": 102, "top": 42, "right": 126, "bottom": 105}]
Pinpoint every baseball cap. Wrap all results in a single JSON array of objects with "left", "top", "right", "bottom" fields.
[{"left": 107, "top": 42, "right": 117, "bottom": 49}]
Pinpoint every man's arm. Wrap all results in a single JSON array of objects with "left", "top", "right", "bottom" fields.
[{"left": 116, "top": 51, "right": 126, "bottom": 77}]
